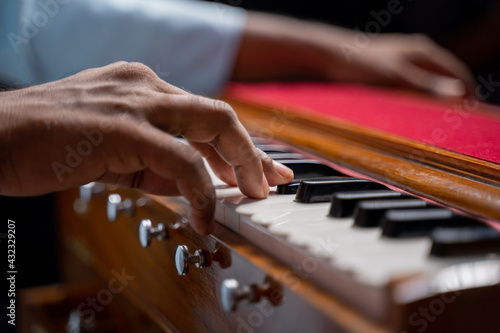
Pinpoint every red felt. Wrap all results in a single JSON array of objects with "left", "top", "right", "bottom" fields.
[{"left": 226, "top": 82, "right": 500, "bottom": 164}]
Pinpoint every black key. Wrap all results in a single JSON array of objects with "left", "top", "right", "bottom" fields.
[
  {"left": 295, "top": 178, "right": 387, "bottom": 203},
  {"left": 277, "top": 176, "right": 342, "bottom": 195},
  {"left": 353, "top": 199, "right": 429, "bottom": 227},
  {"left": 329, "top": 190, "right": 410, "bottom": 218},
  {"left": 381, "top": 208, "right": 477, "bottom": 238},
  {"left": 430, "top": 225, "right": 500, "bottom": 257},
  {"left": 279, "top": 160, "right": 345, "bottom": 180},
  {"left": 276, "top": 181, "right": 301, "bottom": 194},
  {"left": 276, "top": 161, "right": 346, "bottom": 195},
  {"left": 267, "top": 153, "right": 306, "bottom": 160}
]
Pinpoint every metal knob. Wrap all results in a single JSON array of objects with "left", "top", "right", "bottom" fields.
[
  {"left": 221, "top": 279, "right": 256, "bottom": 312},
  {"left": 79, "top": 182, "right": 106, "bottom": 203},
  {"left": 138, "top": 219, "right": 168, "bottom": 248},
  {"left": 107, "top": 194, "right": 134, "bottom": 222},
  {"left": 175, "top": 245, "right": 207, "bottom": 275},
  {"left": 74, "top": 182, "right": 106, "bottom": 214}
]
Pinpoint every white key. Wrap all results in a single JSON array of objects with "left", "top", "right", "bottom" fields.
[
  {"left": 332, "top": 236, "right": 430, "bottom": 262},
  {"left": 269, "top": 219, "right": 336, "bottom": 236},
  {"left": 215, "top": 186, "right": 243, "bottom": 199},
  {"left": 295, "top": 226, "right": 381, "bottom": 259},
  {"left": 286, "top": 218, "right": 354, "bottom": 246},
  {"left": 217, "top": 189, "right": 293, "bottom": 231},
  {"left": 234, "top": 194, "right": 302, "bottom": 216},
  {"left": 251, "top": 205, "right": 331, "bottom": 226},
  {"left": 355, "top": 256, "right": 435, "bottom": 286},
  {"left": 331, "top": 238, "right": 434, "bottom": 285}
]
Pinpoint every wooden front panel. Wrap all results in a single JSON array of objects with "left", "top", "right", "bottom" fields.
[{"left": 56, "top": 187, "right": 385, "bottom": 333}]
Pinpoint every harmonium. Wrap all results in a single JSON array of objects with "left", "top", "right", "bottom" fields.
[{"left": 21, "top": 83, "right": 500, "bottom": 332}]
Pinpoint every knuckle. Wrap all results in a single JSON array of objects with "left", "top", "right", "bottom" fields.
[
  {"left": 212, "top": 99, "right": 233, "bottom": 113},
  {"left": 110, "top": 61, "right": 135, "bottom": 74},
  {"left": 128, "top": 62, "right": 155, "bottom": 74},
  {"left": 259, "top": 149, "right": 274, "bottom": 165},
  {"left": 112, "top": 62, "right": 157, "bottom": 81},
  {"left": 186, "top": 93, "right": 203, "bottom": 105},
  {"left": 188, "top": 95, "right": 238, "bottom": 124},
  {"left": 212, "top": 99, "right": 238, "bottom": 123},
  {"left": 112, "top": 60, "right": 129, "bottom": 67}
]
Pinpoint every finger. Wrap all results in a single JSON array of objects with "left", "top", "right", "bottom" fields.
[
  {"left": 393, "top": 64, "right": 469, "bottom": 98},
  {"left": 407, "top": 47, "right": 476, "bottom": 96},
  {"left": 189, "top": 141, "right": 238, "bottom": 186},
  {"left": 97, "top": 169, "right": 181, "bottom": 196},
  {"left": 190, "top": 142, "right": 294, "bottom": 187},
  {"left": 147, "top": 93, "right": 270, "bottom": 198},
  {"left": 256, "top": 148, "right": 295, "bottom": 186},
  {"left": 146, "top": 136, "right": 215, "bottom": 235},
  {"left": 105, "top": 124, "right": 216, "bottom": 235}
]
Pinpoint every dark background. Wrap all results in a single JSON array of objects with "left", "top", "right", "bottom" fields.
[{"left": 1, "top": 194, "right": 58, "bottom": 332}]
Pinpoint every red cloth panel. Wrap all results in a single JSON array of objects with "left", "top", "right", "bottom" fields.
[{"left": 227, "top": 82, "right": 500, "bottom": 164}]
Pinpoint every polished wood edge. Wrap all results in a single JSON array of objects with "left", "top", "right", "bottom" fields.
[{"left": 223, "top": 97, "right": 500, "bottom": 222}]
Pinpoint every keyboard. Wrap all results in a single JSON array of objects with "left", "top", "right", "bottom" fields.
[{"left": 207, "top": 136, "right": 500, "bottom": 322}]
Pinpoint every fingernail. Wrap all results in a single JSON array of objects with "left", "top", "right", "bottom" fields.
[
  {"left": 273, "top": 160, "right": 294, "bottom": 180},
  {"left": 262, "top": 175, "right": 270, "bottom": 198},
  {"left": 431, "top": 78, "right": 466, "bottom": 97}
]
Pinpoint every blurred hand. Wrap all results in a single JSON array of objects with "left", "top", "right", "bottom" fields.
[
  {"left": 327, "top": 33, "right": 476, "bottom": 97},
  {"left": 236, "top": 13, "right": 475, "bottom": 98},
  {"left": 0, "top": 62, "right": 293, "bottom": 234}
]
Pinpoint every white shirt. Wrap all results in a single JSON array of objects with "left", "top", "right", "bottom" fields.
[{"left": 0, "top": 0, "right": 247, "bottom": 95}]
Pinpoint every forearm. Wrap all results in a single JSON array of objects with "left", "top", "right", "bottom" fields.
[
  {"left": 232, "top": 12, "right": 354, "bottom": 81},
  {"left": 232, "top": 11, "right": 475, "bottom": 97}
]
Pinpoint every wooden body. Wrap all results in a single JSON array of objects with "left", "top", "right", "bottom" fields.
[{"left": 48, "top": 188, "right": 385, "bottom": 333}]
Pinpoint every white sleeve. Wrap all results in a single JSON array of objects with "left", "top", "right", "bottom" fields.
[{"left": 0, "top": 0, "right": 247, "bottom": 95}]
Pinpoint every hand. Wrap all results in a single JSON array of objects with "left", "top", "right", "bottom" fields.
[
  {"left": 327, "top": 33, "right": 476, "bottom": 97},
  {"left": 235, "top": 13, "right": 475, "bottom": 98},
  {"left": 0, "top": 62, "right": 293, "bottom": 234}
]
